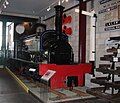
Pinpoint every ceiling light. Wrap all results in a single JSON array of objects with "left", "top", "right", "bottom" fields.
[
  {"left": 5, "top": 0, "right": 9, "bottom": 5},
  {"left": 47, "top": 6, "right": 51, "bottom": 11},
  {"left": 3, "top": 3, "right": 6, "bottom": 8},
  {"left": 75, "top": 8, "right": 79, "bottom": 13},
  {"left": 65, "top": 0, "right": 69, "bottom": 2},
  {"left": 62, "top": 0, "right": 65, "bottom": 3},
  {"left": 58, "top": 0, "right": 61, "bottom": 5}
]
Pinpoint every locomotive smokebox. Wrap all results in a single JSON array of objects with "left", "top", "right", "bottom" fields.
[{"left": 54, "top": 5, "right": 65, "bottom": 39}]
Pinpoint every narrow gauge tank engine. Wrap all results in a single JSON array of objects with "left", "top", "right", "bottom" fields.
[
  {"left": 7, "top": 5, "right": 92, "bottom": 89},
  {"left": 39, "top": 5, "right": 92, "bottom": 89}
]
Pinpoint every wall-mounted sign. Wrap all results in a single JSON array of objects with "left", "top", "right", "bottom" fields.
[
  {"left": 105, "top": 20, "right": 120, "bottom": 27},
  {"left": 104, "top": 20, "right": 120, "bottom": 31},
  {"left": 99, "top": 0, "right": 112, "bottom": 5},
  {"left": 98, "top": 5, "right": 117, "bottom": 14},
  {"left": 97, "top": 0, "right": 120, "bottom": 32},
  {"left": 105, "top": 25, "right": 120, "bottom": 31}
]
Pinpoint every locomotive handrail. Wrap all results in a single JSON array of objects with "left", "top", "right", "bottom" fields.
[{"left": 10, "top": 58, "right": 39, "bottom": 65}]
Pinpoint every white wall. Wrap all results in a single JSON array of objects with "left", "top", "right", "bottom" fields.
[{"left": 86, "top": 0, "right": 120, "bottom": 67}]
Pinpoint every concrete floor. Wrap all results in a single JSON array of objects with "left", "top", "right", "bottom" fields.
[
  {"left": 0, "top": 69, "right": 41, "bottom": 103},
  {"left": 0, "top": 68, "right": 118, "bottom": 103}
]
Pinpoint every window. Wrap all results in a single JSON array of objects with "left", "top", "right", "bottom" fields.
[
  {"left": 6, "top": 22, "right": 14, "bottom": 50},
  {"left": 6, "top": 22, "right": 14, "bottom": 58}
]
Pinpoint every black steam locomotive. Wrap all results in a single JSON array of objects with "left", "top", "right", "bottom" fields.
[
  {"left": 40, "top": 5, "right": 74, "bottom": 64},
  {"left": 7, "top": 5, "right": 74, "bottom": 81}
]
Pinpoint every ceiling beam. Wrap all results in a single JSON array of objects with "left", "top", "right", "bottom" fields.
[
  {"left": 0, "top": 14, "right": 38, "bottom": 22},
  {"left": 2, "top": 12, "right": 39, "bottom": 19}
]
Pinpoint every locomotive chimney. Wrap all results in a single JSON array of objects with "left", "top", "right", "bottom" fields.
[{"left": 54, "top": 5, "right": 65, "bottom": 39}]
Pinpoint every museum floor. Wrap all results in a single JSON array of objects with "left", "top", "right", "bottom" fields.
[{"left": 0, "top": 68, "right": 116, "bottom": 103}]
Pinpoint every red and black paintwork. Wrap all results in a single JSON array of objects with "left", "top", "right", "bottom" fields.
[{"left": 39, "top": 63, "right": 92, "bottom": 89}]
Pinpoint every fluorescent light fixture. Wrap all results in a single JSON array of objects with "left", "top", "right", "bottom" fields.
[{"left": 75, "top": 8, "right": 79, "bottom": 13}]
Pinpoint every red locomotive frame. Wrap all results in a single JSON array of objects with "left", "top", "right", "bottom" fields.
[{"left": 39, "top": 63, "right": 92, "bottom": 89}]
